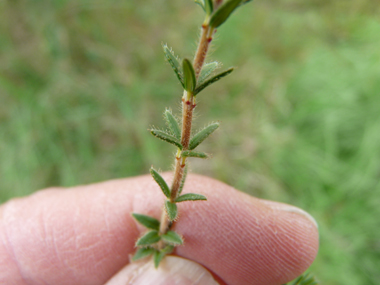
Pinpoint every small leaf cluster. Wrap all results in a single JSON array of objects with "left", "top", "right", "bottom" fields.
[
  {"left": 132, "top": 213, "right": 183, "bottom": 267},
  {"left": 151, "top": 109, "right": 219, "bottom": 155},
  {"left": 195, "top": 0, "right": 252, "bottom": 28},
  {"left": 163, "top": 44, "right": 233, "bottom": 96}
]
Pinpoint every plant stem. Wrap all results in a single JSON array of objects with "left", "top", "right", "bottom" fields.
[{"left": 159, "top": 24, "right": 214, "bottom": 236}]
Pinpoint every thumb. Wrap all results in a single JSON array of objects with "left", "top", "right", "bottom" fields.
[{"left": 105, "top": 256, "right": 219, "bottom": 285}]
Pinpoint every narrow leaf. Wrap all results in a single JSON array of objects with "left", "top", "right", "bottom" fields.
[
  {"left": 181, "top": 150, "right": 209, "bottom": 159},
  {"left": 197, "top": 61, "right": 221, "bottom": 85},
  {"left": 132, "top": 213, "right": 160, "bottom": 231},
  {"left": 182, "top": 58, "right": 196, "bottom": 92},
  {"left": 132, "top": 247, "right": 156, "bottom": 261},
  {"left": 164, "top": 109, "right": 181, "bottom": 140},
  {"left": 194, "top": 0, "right": 205, "bottom": 12},
  {"left": 178, "top": 165, "right": 188, "bottom": 195},
  {"left": 161, "top": 230, "right": 183, "bottom": 245},
  {"left": 194, "top": 68, "right": 234, "bottom": 96},
  {"left": 153, "top": 245, "right": 174, "bottom": 268},
  {"left": 136, "top": 230, "right": 161, "bottom": 246},
  {"left": 162, "top": 44, "right": 184, "bottom": 88},
  {"left": 189, "top": 122, "right": 219, "bottom": 150},
  {"left": 153, "top": 250, "right": 165, "bottom": 268},
  {"left": 209, "top": 0, "right": 243, "bottom": 28},
  {"left": 205, "top": 0, "right": 213, "bottom": 15},
  {"left": 165, "top": 200, "right": 178, "bottom": 221},
  {"left": 150, "top": 129, "right": 182, "bottom": 149},
  {"left": 175, "top": 193, "right": 207, "bottom": 202},
  {"left": 150, "top": 167, "right": 171, "bottom": 198}
]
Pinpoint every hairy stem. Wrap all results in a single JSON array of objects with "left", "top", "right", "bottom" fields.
[{"left": 159, "top": 24, "right": 214, "bottom": 236}]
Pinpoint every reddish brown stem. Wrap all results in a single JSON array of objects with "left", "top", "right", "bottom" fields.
[{"left": 159, "top": 24, "right": 214, "bottom": 236}]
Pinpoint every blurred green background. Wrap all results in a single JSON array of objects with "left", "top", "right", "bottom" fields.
[{"left": 1, "top": 0, "right": 379, "bottom": 284}]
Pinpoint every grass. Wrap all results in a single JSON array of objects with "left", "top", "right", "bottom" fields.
[{"left": 1, "top": 0, "right": 379, "bottom": 284}]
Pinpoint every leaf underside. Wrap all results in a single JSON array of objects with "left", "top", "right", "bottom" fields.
[
  {"left": 189, "top": 122, "right": 219, "bottom": 150},
  {"left": 136, "top": 230, "right": 161, "bottom": 246},
  {"left": 150, "top": 129, "right": 183, "bottom": 149},
  {"left": 181, "top": 150, "right": 208, "bottom": 159},
  {"left": 165, "top": 200, "right": 178, "bottom": 221},
  {"left": 178, "top": 165, "right": 188, "bottom": 195},
  {"left": 175, "top": 193, "right": 207, "bottom": 202},
  {"left": 162, "top": 44, "right": 184, "bottom": 88},
  {"left": 194, "top": 67, "right": 234, "bottom": 95},
  {"left": 150, "top": 167, "right": 171, "bottom": 198},
  {"left": 284, "top": 273, "right": 318, "bottom": 285},
  {"left": 132, "top": 247, "right": 156, "bottom": 261},
  {"left": 132, "top": 213, "right": 160, "bottom": 231},
  {"left": 161, "top": 230, "right": 184, "bottom": 245},
  {"left": 197, "top": 61, "right": 221, "bottom": 86},
  {"left": 164, "top": 109, "right": 181, "bottom": 140}
]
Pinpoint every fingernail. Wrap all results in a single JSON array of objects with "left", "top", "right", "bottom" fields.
[
  {"left": 105, "top": 256, "right": 219, "bottom": 285},
  {"left": 262, "top": 200, "right": 318, "bottom": 229}
]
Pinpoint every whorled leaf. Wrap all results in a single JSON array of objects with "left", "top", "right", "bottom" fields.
[
  {"left": 194, "top": 68, "right": 234, "bottom": 96},
  {"left": 175, "top": 193, "right": 207, "bottom": 202},
  {"left": 150, "top": 129, "right": 183, "bottom": 149},
  {"left": 182, "top": 58, "right": 197, "bottom": 92},
  {"left": 132, "top": 213, "right": 160, "bottom": 231},
  {"left": 209, "top": 0, "right": 243, "bottom": 28},
  {"left": 136, "top": 230, "right": 161, "bottom": 246},
  {"left": 164, "top": 109, "right": 181, "bottom": 140},
  {"left": 165, "top": 200, "right": 178, "bottom": 221},
  {"left": 161, "top": 230, "right": 184, "bottom": 245},
  {"left": 197, "top": 61, "right": 221, "bottom": 85},
  {"left": 181, "top": 150, "right": 209, "bottom": 159},
  {"left": 189, "top": 122, "right": 219, "bottom": 150},
  {"left": 132, "top": 247, "right": 156, "bottom": 261},
  {"left": 162, "top": 44, "right": 184, "bottom": 88},
  {"left": 150, "top": 167, "right": 171, "bottom": 198}
]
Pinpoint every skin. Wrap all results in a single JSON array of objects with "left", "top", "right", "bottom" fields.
[{"left": 0, "top": 174, "right": 319, "bottom": 285}]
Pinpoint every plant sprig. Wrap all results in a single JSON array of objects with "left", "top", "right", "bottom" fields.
[
  {"left": 131, "top": 0, "right": 247, "bottom": 268},
  {"left": 131, "top": 2, "right": 319, "bottom": 282}
]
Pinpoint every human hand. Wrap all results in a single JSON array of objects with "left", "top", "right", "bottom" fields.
[{"left": 0, "top": 174, "right": 318, "bottom": 285}]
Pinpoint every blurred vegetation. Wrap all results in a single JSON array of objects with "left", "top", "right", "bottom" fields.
[{"left": 1, "top": 0, "right": 379, "bottom": 284}]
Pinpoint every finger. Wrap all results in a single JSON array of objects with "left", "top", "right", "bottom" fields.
[{"left": 0, "top": 174, "right": 318, "bottom": 285}]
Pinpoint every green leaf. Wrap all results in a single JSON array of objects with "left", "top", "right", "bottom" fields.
[
  {"left": 153, "top": 250, "right": 165, "bottom": 268},
  {"left": 161, "top": 230, "right": 183, "bottom": 245},
  {"left": 162, "top": 44, "right": 184, "bottom": 88},
  {"left": 165, "top": 200, "right": 178, "bottom": 221},
  {"left": 205, "top": 0, "right": 213, "bottom": 15},
  {"left": 194, "top": 68, "right": 234, "bottom": 96},
  {"left": 150, "top": 167, "right": 171, "bottom": 198},
  {"left": 175, "top": 193, "right": 207, "bottom": 202},
  {"left": 209, "top": 0, "right": 243, "bottom": 28},
  {"left": 132, "top": 247, "right": 156, "bottom": 261},
  {"left": 194, "top": 0, "right": 205, "bottom": 12},
  {"left": 136, "top": 230, "right": 161, "bottom": 246},
  {"left": 150, "top": 129, "right": 183, "bottom": 149},
  {"left": 189, "top": 122, "right": 219, "bottom": 150},
  {"left": 181, "top": 150, "right": 209, "bottom": 159},
  {"left": 197, "top": 61, "right": 221, "bottom": 85},
  {"left": 164, "top": 109, "right": 181, "bottom": 140},
  {"left": 132, "top": 213, "right": 160, "bottom": 231},
  {"left": 153, "top": 245, "right": 175, "bottom": 268},
  {"left": 182, "top": 58, "right": 196, "bottom": 92},
  {"left": 178, "top": 165, "right": 188, "bottom": 195}
]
